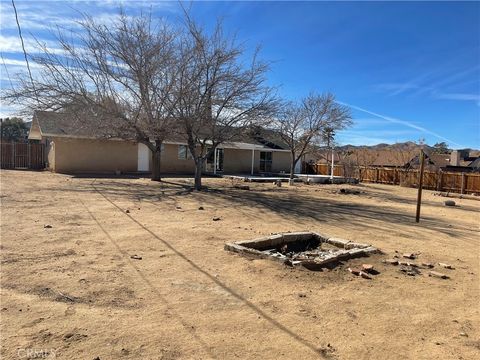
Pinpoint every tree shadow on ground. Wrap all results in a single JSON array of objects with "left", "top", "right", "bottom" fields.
[
  {"left": 348, "top": 185, "right": 480, "bottom": 213},
  {"left": 61, "top": 179, "right": 476, "bottom": 240},
  {"left": 209, "top": 188, "right": 474, "bottom": 239}
]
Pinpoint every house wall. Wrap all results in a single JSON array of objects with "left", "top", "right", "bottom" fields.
[
  {"left": 157, "top": 143, "right": 195, "bottom": 174},
  {"left": 51, "top": 137, "right": 138, "bottom": 173},
  {"left": 222, "top": 148, "right": 291, "bottom": 174},
  {"left": 28, "top": 118, "right": 42, "bottom": 140},
  {"left": 46, "top": 139, "right": 55, "bottom": 171},
  {"left": 271, "top": 151, "right": 291, "bottom": 173},
  {"left": 46, "top": 137, "right": 291, "bottom": 175},
  {"left": 223, "top": 148, "right": 256, "bottom": 173}
]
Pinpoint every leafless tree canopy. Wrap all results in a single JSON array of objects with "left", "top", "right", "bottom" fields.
[
  {"left": 167, "top": 14, "right": 278, "bottom": 189},
  {"left": 4, "top": 9, "right": 277, "bottom": 186},
  {"left": 4, "top": 11, "right": 180, "bottom": 180},
  {"left": 4, "top": 7, "right": 351, "bottom": 188},
  {"left": 276, "top": 93, "right": 352, "bottom": 179}
]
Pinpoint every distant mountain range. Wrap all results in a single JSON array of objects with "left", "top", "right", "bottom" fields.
[
  {"left": 336, "top": 141, "right": 434, "bottom": 152},
  {"left": 335, "top": 141, "right": 479, "bottom": 153}
]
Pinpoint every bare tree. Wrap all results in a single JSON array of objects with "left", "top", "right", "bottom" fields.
[
  {"left": 336, "top": 149, "right": 357, "bottom": 178},
  {"left": 352, "top": 148, "right": 378, "bottom": 181},
  {"left": 3, "top": 11, "right": 177, "bottom": 181},
  {"left": 167, "top": 15, "right": 277, "bottom": 190},
  {"left": 276, "top": 93, "right": 352, "bottom": 179}
]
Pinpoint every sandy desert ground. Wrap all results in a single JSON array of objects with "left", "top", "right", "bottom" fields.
[{"left": 1, "top": 170, "right": 479, "bottom": 359}]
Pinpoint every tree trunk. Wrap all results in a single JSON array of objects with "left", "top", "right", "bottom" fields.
[
  {"left": 194, "top": 158, "right": 204, "bottom": 190},
  {"left": 151, "top": 140, "right": 162, "bottom": 181},
  {"left": 290, "top": 160, "right": 297, "bottom": 179},
  {"left": 289, "top": 152, "right": 296, "bottom": 179}
]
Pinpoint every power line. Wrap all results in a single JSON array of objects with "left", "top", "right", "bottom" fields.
[
  {"left": 11, "top": 0, "right": 38, "bottom": 102},
  {"left": 1, "top": 54, "right": 15, "bottom": 91}
]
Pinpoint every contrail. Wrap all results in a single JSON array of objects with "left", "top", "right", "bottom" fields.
[{"left": 336, "top": 101, "right": 464, "bottom": 148}]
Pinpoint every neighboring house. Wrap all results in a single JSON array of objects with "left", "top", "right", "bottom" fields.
[
  {"left": 28, "top": 111, "right": 292, "bottom": 175},
  {"left": 314, "top": 149, "right": 417, "bottom": 169},
  {"left": 442, "top": 149, "right": 480, "bottom": 173},
  {"left": 406, "top": 150, "right": 451, "bottom": 171},
  {"left": 313, "top": 148, "right": 453, "bottom": 172}
]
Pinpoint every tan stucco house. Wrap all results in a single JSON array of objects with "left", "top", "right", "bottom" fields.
[{"left": 28, "top": 111, "right": 292, "bottom": 175}]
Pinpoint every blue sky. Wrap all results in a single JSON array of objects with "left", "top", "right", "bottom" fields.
[{"left": 1, "top": 0, "right": 479, "bottom": 148}]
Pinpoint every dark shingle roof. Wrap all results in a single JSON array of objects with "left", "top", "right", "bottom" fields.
[
  {"left": 32, "top": 110, "right": 288, "bottom": 150},
  {"left": 33, "top": 111, "right": 108, "bottom": 138}
]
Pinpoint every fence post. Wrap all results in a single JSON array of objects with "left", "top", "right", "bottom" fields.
[
  {"left": 437, "top": 170, "right": 443, "bottom": 191},
  {"left": 461, "top": 172, "right": 466, "bottom": 194},
  {"left": 11, "top": 141, "right": 15, "bottom": 168},
  {"left": 28, "top": 142, "right": 31, "bottom": 168},
  {"left": 375, "top": 168, "right": 379, "bottom": 183},
  {"left": 416, "top": 150, "right": 425, "bottom": 223}
]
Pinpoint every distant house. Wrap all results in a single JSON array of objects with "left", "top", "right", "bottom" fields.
[
  {"left": 312, "top": 147, "right": 455, "bottom": 173},
  {"left": 442, "top": 149, "right": 480, "bottom": 173},
  {"left": 406, "top": 150, "right": 451, "bottom": 171},
  {"left": 28, "top": 111, "right": 292, "bottom": 175}
]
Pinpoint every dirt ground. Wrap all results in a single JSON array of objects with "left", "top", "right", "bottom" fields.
[{"left": 1, "top": 170, "right": 479, "bottom": 360}]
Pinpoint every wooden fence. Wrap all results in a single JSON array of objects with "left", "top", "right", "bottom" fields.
[
  {"left": 304, "top": 163, "right": 344, "bottom": 177},
  {"left": 305, "top": 163, "right": 480, "bottom": 195},
  {"left": 1, "top": 142, "right": 45, "bottom": 170}
]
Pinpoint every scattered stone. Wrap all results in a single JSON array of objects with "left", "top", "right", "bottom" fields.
[
  {"left": 403, "top": 253, "right": 416, "bottom": 259},
  {"left": 298, "top": 293, "right": 307, "bottom": 298},
  {"left": 175, "top": 206, "right": 182, "bottom": 210},
  {"left": 362, "top": 264, "right": 374, "bottom": 272},
  {"left": 212, "top": 217, "right": 221, "bottom": 221},
  {"left": 444, "top": 200, "right": 456, "bottom": 207},
  {"left": 400, "top": 266, "right": 421, "bottom": 276},
  {"left": 233, "top": 185, "right": 250, "bottom": 190},
  {"left": 198, "top": 206, "right": 204, "bottom": 210},
  {"left": 429, "top": 271, "right": 449, "bottom": 279},
  {"left": 274, "top": 180, "right": 282, "bottom": 187},
  {"left": 359, "top": 271, "right": 372, "bottom": 279},
  {"left": 399, "top": 261, "right": 418, "bottom": 267},
  {"left": 459, "top": 332, "right": 468, "bottom": 337},
  {"left": 130, "top": 255, "right": 142, "bottom": 260},
  {"left": 93, "top": 357, "right": 101, "bottom": 360},
  {"left": 383, "top": 259, "right": 399, "bottom": 265},
  {"left": 125, "top": 210, "right": 130, "bottom": 214},
  {"left": 339, "top": 188, "right": 360, "bottom": 195},
  {"left": 439, "top": 263, "right": 455, "bottom": 270},
  {"left": 421, "top": 262, "right": 434, "bottom": 268},
  {"left": 347, "top": 267, "right": 361, "bottom": 276},
  {"left": 44, "top": 224, "right": 52, "bottom": 229}
]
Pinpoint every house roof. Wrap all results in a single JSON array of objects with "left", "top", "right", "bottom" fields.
[
  {"left": 29, "top": 110, "right": 289, "bottom": 151},
  {"left": 425, "top": 153, "right": 450, "bottom": 167},
  {"left": 371, "top": 150, "right": 417, "bottom": 167},
  {"left": 468, "top": 158, "right": 480, "bottom": 169},
  {"left": 30, "top": 110, "right": 124, "bottom": 139}
]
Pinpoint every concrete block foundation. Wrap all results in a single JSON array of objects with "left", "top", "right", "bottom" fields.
[{"left": 225, "top": 232, "right": 378, "bottom": 271}]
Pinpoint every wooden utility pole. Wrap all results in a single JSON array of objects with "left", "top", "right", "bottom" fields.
[{"left": 415, "top": 150, "right": 425, "bottom": 223}]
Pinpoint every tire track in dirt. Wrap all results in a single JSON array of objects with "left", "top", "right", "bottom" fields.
[{"left": 85, "top": 180, "right": 325, "bottom": 359}]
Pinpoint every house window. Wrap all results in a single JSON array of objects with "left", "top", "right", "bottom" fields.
[
  {"left": 178, "top": 145, "right": 191, "bottom": 160},
  {"left": 260, "top": 151, "right": 272, "bottom": 172}
]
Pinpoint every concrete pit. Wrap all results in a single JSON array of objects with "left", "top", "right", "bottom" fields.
[{"left": 225, "top": 232, "right": 378, "bottom": 270}]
